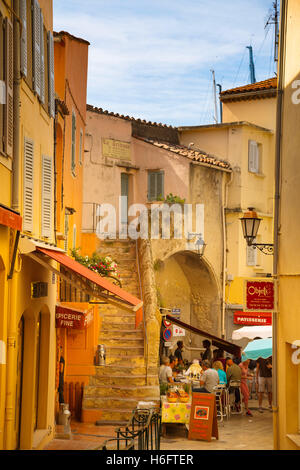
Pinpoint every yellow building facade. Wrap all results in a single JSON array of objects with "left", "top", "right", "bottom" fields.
[
  {"left": 273, "top": 0, "right": 300, "bottom": 450},
  {"left": 0, "top": 0, "right": 58, "bottom": 450},
  {"left": 179, "top": 79, "right": 277, "bottom": 343}
]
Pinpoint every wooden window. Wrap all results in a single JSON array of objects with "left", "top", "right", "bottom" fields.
[
  {"left": 79, "top": 129, "right": 83, "bottom": 165},
  {"left": 4, "top": 16, "right": 13, "bottom": 158},
  {"left": 23, "top": 137, "right": 34, "bottom": 232},
  {"left": 71, "top": 112, "right": 76, "bottom": 174},
  {"left": 20, "top": 0, "right": 27, "bottom": 77},
  {"left": 41, "top": 155, "right": 53, "bottom": 238},
  {"left": 25, "top": 0, "right": 33, "bottom": 89},
  {"left": 0, "top": 13, "right": 4, "bottom": 154},
  {"left": 39, "top": 9, "right": 45, "bottom": 104},
  {"left": 148, "top": 171, "right": 164, "bottom": 201},
  {"left": 32, "top": 0, "right": 41, "bottom": 98},
  {"left": 248, "top": 140, "right": 261, "bottom": 174},
  {"left": 72, "top": 224, "right": 77, "bottom": 250},
  {"left": 47, "top": 30, "right": 55, "bottom": 118}
]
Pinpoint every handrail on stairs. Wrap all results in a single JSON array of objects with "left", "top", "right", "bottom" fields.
[{"left": 135, "top": 239, "right": 149, "bottom": 384}]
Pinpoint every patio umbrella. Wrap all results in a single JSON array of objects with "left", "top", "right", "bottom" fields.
[
  {"left": 242, "top": 337, "right": 272, "bottom": 361},
  {"left": 232, "top": 325, "right": 272, "bottom": 341}
]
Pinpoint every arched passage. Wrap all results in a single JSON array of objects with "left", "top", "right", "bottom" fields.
[{"left": 155, "top": 250, "right": 221, "bottom": 360}]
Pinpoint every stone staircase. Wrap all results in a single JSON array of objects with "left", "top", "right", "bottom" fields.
[{"left": 81, "top": 240, "right": 159, "bottom": 424}]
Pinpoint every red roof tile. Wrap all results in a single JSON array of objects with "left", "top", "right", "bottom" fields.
[{"left": 221, "top": 77, "right": 277, "bottom": 98}]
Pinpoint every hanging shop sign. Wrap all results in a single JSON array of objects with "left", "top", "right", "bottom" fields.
[
  {"left": 55, "top": 305, "right": 94, "bottom": 330},
  {"left": 31, "top": 282, "right": 48, "bottom": 298},
  {"left": 244, "top": 280, "right": 275, "bottom": 312},
  {"left": 234, "top": 311, "right": 272, "bottom": 326},
  {"left": 173, "top": 325, "right": 185, "bottom": 337},
  {"left": 163, "top": 328, "right": 172, "bottom": 341},
  {"left": 188, "top": 393, "right": 218, "bottom": 442},
  {"left": 171, "top": 308, "right": 181, "bottom": 317}
]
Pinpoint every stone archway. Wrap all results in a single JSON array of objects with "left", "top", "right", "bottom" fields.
[{"left": 154, "top": 250, "right": 221, "bottom": 360}]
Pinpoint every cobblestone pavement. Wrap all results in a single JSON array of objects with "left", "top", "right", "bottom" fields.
[{"left": 44, "top": 399, "right": 273, "bottom": 451}]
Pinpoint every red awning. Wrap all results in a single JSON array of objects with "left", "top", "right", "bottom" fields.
[
  {"left": 32, "top": 247, "right": 143, "bottom": 312},
  {"left": 0, "top": 205, "right": 22, "bottom": 231}
]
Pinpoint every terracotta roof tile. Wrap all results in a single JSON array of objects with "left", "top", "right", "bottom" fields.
[
  {"left": 135, "top": 137, "right": 232, "bottom": 171},
  {"left": 54, "top": 31, "right": 90, "bottom": 46},
  {"left": 221, "top": 77, "right": 277, "bottom": 98},
  {"left": 86, "top": 104, "right": 175, "bottom": 129}
]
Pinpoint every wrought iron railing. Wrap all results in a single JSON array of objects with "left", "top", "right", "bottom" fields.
[{"left": 115, "top": 408, "right": 161, "bottom": 451}]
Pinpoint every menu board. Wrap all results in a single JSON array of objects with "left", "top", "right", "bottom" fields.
[{"left": 188, "top": 393, "right": 218, "bottom": 442}]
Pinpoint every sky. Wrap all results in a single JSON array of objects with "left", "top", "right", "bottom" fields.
[{"left": 53, "top": 0, "right": 277, "bottom": 127}]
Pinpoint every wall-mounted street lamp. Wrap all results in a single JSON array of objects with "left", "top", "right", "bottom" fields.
[
  {"left": 240, "top": 208, "right": 274, "bottom": 255},
  {"left": 188, "top": 233, "right": 207, "bottom": 258}
]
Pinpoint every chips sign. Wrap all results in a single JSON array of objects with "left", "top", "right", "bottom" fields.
[
  {"left": 163, "top": 328, "right": 172, "bottom": 341},
  {"left": 173, "top": 325, "right": 185, "bottom": 337},
  {"left": 244, "top": 280, "right": 275, "bottom": 312}
]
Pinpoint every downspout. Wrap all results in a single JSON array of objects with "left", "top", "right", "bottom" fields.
[
  {"left": 272, "top": 0, "right": 287, "bottom": 451},
  {"left": 5, "top": 0, "right": 20, "bottom": 449}
]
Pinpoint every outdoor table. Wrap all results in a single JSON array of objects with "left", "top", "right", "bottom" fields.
[{"left": 161, "top": 396, "right": 192, "bottom": 437}]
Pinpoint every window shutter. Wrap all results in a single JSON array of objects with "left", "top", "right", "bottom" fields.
[
  {"left": 41, "top": 155, "right": 53, "bottom": 238},
  {"left": 71, "top": 112, "right": 76, "bottom": 172},
  {"left": 248, "top": 140, "right": 259, "bottom": 173},
  {"left": 32, "top": 0, "right": 41, "bottom": 97},
  {"left": 39, "top": 10, "right": 45, "bottom": 104},
  {"left": 23, "top": 138, "right": 34, "bottom": 232},
  {"left": 79, "top": 129, "right": 83, "bottom": 164},
  {"left": 148, "top": 172, "right": 157, "bottom": 200},
  {"left": 156, "top": 172, "right": 164, "bottom": 199},
  {"left": 20, "top": 0, "right": 27, "bottom": 77},
  {"left": 47, "top": 31, "right": 55, "bottom": 118},
  {"left": 4, "top": 17, "right": 13, "bottom": 158}
]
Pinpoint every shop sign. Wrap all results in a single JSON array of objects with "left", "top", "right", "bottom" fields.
[
  {"left": 234, "top": 311, "right": 272, "bottom": 326},
  {"left": 102, "top": 138, "right": 131, "bottom": 161},
  {"left": 163, "top": 328, "right": 172, "bottom": 341},
  {"left": 244, "top": 280, "right": 274, "bottom": 311},
  {"left": 55, "top": 306, "right": 93, "bottom": 330},
  {"left": 173, "top": 325, "right": 185, "bottom": 337},
  {"left": 31, "top": 282, "right": 48, "bottom": 298},
  {"left": 188, "top": 393, "right": 218, "bottom": 442},
  {"left": 171, "top": 308, "right": 181, "bottom": 317}
]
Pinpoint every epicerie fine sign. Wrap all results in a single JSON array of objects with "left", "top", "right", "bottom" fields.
[
  {"left": 102, "top": 138, "right": 131, "bottom": 161},
  {"left": 55, "top": 306, "right": 93, "bottom": 330},
  {"left": 244, "top": 280, "right": 275, "bottom": 312}
]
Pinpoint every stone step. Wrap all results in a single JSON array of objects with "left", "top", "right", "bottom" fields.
[
  {"left": 101, "top": 315, "right": 136, "bottom": 325},
  {"left": 90, "top": 374, "right": 158, "bottom": 387},
  {"left": 105, "top": 346, "right": 144, "bottom": 356},
  {"left": 84, "top": 384, "right": 159, "bottom": 399},
  {"left": 101, "top": 338, "right": 144, "bottom": 347},
  {"left": 85, "top": 408, "right": 134, "bottom": 423},
  {"left": 82, "top": 395, "right": 160, "bottom": 410},
  {"left": 100, "top": 330, "right": 144, "bottom": 340},
  {"left": 104, "top": 355, "right": 145, "bottom": 367},
  {"left": 101, "top": 322, "right": 136, "bottom": 331},
  {"left": 94, "top": 364, "right": 147, "bottom": 376}
]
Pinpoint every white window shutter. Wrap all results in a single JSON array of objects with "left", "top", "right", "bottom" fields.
[
  {"left": 248, "top": 140, "right": 259, "bottom": 173},
  {"left": 32, "top": 0, "right": 41, "bottom": 97},
  {"left": 41, "top": 155, "right": 53, "bottom": 238},
  {"left": 20, "top": 0, "right": 27, "bottom": 77},
  {"left": 47, "top": 31, "right": 55, "bottom": 118},
  {"left": 40, "top": 10, "right": 45, "bottom": 104},
  {"left": 4, "top": 17, "right": 13, "bottom": 158},
  {"left": 23, "top": 138, "right": 34, "bottom": 232}
]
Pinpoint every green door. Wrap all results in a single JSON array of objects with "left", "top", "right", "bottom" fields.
[{"left": 121, "top": 173, "right": 129, "bottom": 225}]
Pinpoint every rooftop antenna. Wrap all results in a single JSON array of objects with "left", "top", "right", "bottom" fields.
[
  {"left": 246, "top": 46, "right": 256, "bottom": 84},
  {"left": 211, "top": 69, "right": 218, "bottom": 124},
  {"left": 265, "top": 0, "right": 279, "bottom": 63}
]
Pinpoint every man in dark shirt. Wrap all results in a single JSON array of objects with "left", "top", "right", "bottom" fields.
[
  {"left": 256, "top": 357, "right": 272, "bottom": 413},
  {"left": 174, "top": 341, "right": 184, "bottom": 365}
]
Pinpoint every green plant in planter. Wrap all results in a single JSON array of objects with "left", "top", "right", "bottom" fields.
[
  {"left": 164, "top": 193, "right": 186, "bottom": 204},
  {"left": 70, "top": 248, "right": 120, "bottom": 279}
]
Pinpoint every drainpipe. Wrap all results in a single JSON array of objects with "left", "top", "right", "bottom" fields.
[
  {"left": 272, "top": 0, "right": 287, "bottom": 451},
  {"left": 5, "top": 0, "right": 21, "bottom": 450}
]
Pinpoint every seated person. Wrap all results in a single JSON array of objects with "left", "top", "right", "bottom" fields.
[
  {"left": 159, "top": 356, "right": 174, "bottom": 384},
  {"left": 169, "top": 355, "right": 178, "bottom": 370},
  {"left": 226, "top": 357, "right": 242, "bottom": 410},
  {"left": 184, "top": 359, "right": 203, "bottom": 379},
  {"left": 193, "top": 360, "right": 219, "bottom": 393},
  {"left": 213, "top": 361, "right": 227, "bottom": 385}
]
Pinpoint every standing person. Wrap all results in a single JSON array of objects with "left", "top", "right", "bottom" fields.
[
  {"left": 174, "top": 341, "right": 184, "bottom": 365},
  {"left": 239, "top": 359, "right": 252, "bottom": 416},
  {"left": 213, "top": 361, "right": 227, "bottom": 385},
  {"left": 159, "top": 357, "right": 174, "bottom": 384},
  {"left": 215, "top": 349, "right": 226, "bottom": 370},
  {"left": 193, "top": 360, "right": 219, "bottom": 393},
  {"left": 202, "top": 340, "right": 212, "bottom": 364},
  {"left": 256, "top": 357, "right": 272, "bottom": 413}
]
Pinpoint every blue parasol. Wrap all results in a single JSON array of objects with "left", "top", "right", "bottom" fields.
[{"left": 242, "top": 337, "right": 272, "bottom": 361}]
